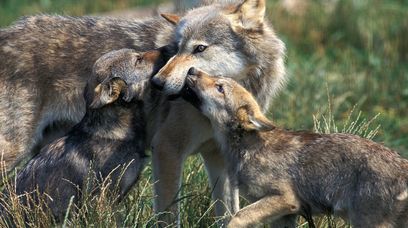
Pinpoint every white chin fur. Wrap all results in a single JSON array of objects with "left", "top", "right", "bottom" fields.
[{"left": 163, "top": 82, "right": 184, "bottom": 95}]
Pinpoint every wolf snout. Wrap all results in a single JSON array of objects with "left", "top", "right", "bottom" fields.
[
  {"left": 150, "top": 75, "right": 164, "bottom": 90},
  {"left": 186, "top": 68, "right": 199, "bottom": 87},
  {"left": 187, "top": 67, "right": 199, "bottom": 76}
]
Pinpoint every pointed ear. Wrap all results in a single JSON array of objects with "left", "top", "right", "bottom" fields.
[
  {"left": 247, "top": 114, "right": 275, "bottom": 131},
  {"left": 161, "top": 13, "right": 180, "bottom": 25},
  {"left": 237, "top": 106, "right": 274, "bottom": 131},
  {"left": 227, "top": 0, "right": 266, "bottom": 30},
  {"left": 89, "top": 78, "right": 127, "bottom": 109}
]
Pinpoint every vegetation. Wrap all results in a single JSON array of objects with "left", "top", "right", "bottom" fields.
[
  {"left": 268, "top": 0, "right": 407, "bottom": 156},
  {"left": 0, "top": 0, "right": 164, "bottom": 27},
  {"left": 0, "top": 0, "right": 407, "bottom": 227}
]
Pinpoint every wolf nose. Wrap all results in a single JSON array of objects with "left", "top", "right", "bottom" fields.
[
  {"left": 188, "top": 67, "right": 198, "bottom": 76},
  {"left": 151, "top": 76, "right": 164, "bottom": 90}
]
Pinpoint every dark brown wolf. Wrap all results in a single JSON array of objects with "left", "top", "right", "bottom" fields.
[{"left": 2, "top": 48, "right": 168, "bottom": 222}]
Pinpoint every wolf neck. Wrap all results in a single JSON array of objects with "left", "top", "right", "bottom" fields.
[
  {"left": 213, "top": 123, "right": 266, "bottom": 162},
  {"left": 134, "top": 79, "right": 161, "bottom": 117},
  {"left": 129, "top": 79, "right": 152, "bottom": 104},
  {"left": 239, "top": 23, "right": 286, "bottom": 112},
  {"left": 80, "top": 101, "right": 144, "bottom": 141}
]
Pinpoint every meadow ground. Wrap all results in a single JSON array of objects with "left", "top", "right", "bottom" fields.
[{"left": 0, "top": 0, "right": 407, "bottom": 227}]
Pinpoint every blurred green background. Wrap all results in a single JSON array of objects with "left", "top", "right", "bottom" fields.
[
  {"left": 0, "top": 0, "right": 407, "bottom": 227},
  {"left": 0, "top": 0, "right": 165, "bottom": 25},
  {"left": 266, "top": 0, "right": 408, "bottom": 156}
]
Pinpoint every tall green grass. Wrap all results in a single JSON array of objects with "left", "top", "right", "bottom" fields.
[
  {"left": 0, "top": 156, "right": 218, "bottom": 227},
  {"left": 0, "top": 0, "right": 407, "bottom": 227}
]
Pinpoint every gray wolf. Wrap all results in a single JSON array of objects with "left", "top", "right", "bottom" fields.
[
  {"left": 182, "top": 68, "right": 408, "bottom": 228},
  {"left": 150, "top": 0, "right": 287, "bottom": 223},
  {"left": 2, "top": 48, "right": 166, "bottom": 222}
]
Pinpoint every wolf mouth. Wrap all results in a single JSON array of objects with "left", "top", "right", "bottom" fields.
[{"left": 181, "top": 82, "right": 201, "bottom": 110}]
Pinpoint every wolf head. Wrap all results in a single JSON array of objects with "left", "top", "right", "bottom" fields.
[
  {"left": 86, "top": 47, "right": 172, "bottom": 108},
  {"left": 151, "top": 0, "right": 285, "bottom": 103},
  {"left": 182, "top": 67, "right": 274, "bottom": 132}
]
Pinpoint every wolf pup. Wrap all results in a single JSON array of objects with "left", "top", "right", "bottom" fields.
[
  {"left": 4, "top": 48, "right": 166, "bottom": 221},
  {"left": 182, "top": 68, "right": 408, "bottom": 228}
]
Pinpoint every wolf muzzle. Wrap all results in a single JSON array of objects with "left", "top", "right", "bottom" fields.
[{"left": 181, "top": 67, "right": 202, "bottom": 109}]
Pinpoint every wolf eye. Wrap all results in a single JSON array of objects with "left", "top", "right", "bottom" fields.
[
  {"left": 216, "top": 84, "right": 224, "bottom": 94},
  {"left": 193, "top": 45, "right": 207, "bottom": 54}
]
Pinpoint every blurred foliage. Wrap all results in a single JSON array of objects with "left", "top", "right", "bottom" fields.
[
  {"left": 266, "top": 0, "right": 408, "bottom": 155},
  {"left": 0, "top": 0, "right": 164, "bottom": 26}
]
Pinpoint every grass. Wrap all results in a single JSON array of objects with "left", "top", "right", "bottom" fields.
[{"left": 0, "top": 0, "right": 407, "bottom": 227}]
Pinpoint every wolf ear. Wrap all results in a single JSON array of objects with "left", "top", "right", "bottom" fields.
[
  {"left": 228, "top": 0, "right": 266, "bottom": 30},
  {"left": 89, "top": 77, "right": 127, "bottom": 109},
  {"left": 161, "top": 13, "right": 180, "bottom": 25},
  {"left": 247, "top": 114, "right": 275, "bottom": 131},
  {"left": 237, "top": 106, "right": 274, "bottom": 132}
]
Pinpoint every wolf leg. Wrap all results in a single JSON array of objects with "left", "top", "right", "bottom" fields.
[
  {"left": 0, "top": 115, "right": 38, "bottom": 171},
  {"left": 152, "top": 133, "right": 185, "bottom": 227},
  {"left": 151, "top": 101, "right": 213, "bottom": 226},
  {"left": 200, "top": 140, "right": 240, "bottom": 225},
  {"left": 227, "top": 193, "right": 300, "bottom": 228}
]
